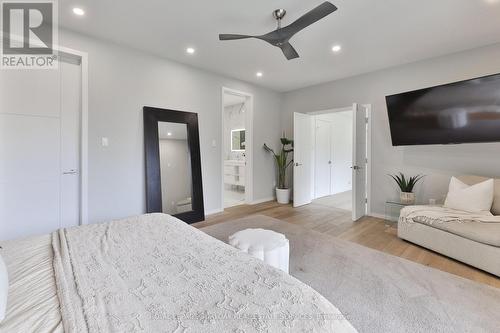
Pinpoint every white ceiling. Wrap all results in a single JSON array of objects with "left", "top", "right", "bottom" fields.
[{"left": 60, "top": 0, "right": 500, "bottom": 92}]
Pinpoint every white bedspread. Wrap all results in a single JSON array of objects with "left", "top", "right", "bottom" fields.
[
  {"left": 0, "top": 235, "right": 63, "bottom": 332},
  {"left": 52, "top": 213, "right": 356, "bottom": 332}
]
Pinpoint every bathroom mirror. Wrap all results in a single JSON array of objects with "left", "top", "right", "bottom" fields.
[
  {"left": 143, "top": 107, "right": 204, "bottom": 223},
  {"left": 231, "top": 129, "right": 246, "bottom": 151}
]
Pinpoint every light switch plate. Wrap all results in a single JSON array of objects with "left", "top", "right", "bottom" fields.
[{"left": 101, "top": 137, "right": 109, "bottom": 147}]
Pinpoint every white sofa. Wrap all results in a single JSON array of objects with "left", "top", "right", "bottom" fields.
[{"left": 398, "top": 175, "right": 500, "bottom": 277}]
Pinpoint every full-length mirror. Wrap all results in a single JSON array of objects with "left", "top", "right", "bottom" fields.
[{"left": 143, "top": 107, "right": 204, "bottom": 223}]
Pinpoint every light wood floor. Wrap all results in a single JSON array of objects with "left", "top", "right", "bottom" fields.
[{"left": 194, "top": 201, "right": 500, "bottom": 289}]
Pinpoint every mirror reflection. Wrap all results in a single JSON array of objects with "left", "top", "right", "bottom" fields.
[
  {"left": 231, "top": 129, "right": 246, "bottom": 151},
  {"left": 158, "top": 122, "right": 192, "bottom": 214}
]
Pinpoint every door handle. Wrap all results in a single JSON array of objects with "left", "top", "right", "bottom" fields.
[
  {"left": 62, "top": 169, "right": 78, "bottom": 175},
  {"left": 328, "top": 161, "right": 332, "bottom": 165},
  {"left": 351, "top": 166, "right": 361, "bottom": 170},
  {"left": 295, "top": 162, "right": 302, "bottom": 167}
]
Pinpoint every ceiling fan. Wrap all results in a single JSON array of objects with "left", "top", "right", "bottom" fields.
[{"left": 219, "top": 2, "right": 338, "bottom": 60}]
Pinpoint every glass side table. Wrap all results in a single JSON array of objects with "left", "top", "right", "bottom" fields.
[{"left": 385, "top": 200, "right": 416, "bottom": 225}]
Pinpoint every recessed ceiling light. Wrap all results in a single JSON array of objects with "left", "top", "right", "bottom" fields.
[
  {"left": 167, "top": 132, "right": 172, "bottom": 136},
  {"left": 186, "top": 47, "right": 195, "bottom": 54},
  {"left": 256, "top": 72, "right": 263, "bottom": 77},
  {"left": 332, "top": 45, "right": 342, "bottom": 53},
  {"left": 72, "top": 7, "right": 85, "bottom": 16}
]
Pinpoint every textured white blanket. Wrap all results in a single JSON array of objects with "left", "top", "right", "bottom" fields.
[
  {"left": 52, "top": 213, "right": 356, "bottom": 332},
  {"left": 400, "top": 205, "right": 500, "bottom": 225}
]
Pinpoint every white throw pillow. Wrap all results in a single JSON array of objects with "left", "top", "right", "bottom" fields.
[
  {"left": 444, "top": 177, "right": 494, "bottom": 214},
  {"left": 0, "top": 254, "right": 8, "bottom": 322}
]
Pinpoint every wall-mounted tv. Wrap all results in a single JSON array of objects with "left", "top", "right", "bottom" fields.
[{"left": 386, "top": 73, "right": 500, "bottom": 146}]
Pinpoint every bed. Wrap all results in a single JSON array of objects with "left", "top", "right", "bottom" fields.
[{"left": 1, "top": 213, "right": 356, "bottom": 332}]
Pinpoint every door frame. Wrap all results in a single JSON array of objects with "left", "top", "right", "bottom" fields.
[
  {"left": 306, "top": 104, "right": 372, "bottom": 218},
  {"left": 221, "top": 87, "right": 254, "bottom": 209},
  {"left": 364, "top": 104, "right": 373, "bottom": 216},
  {"left": 57, "top": 45, "right": 89, "bottom": 225}
]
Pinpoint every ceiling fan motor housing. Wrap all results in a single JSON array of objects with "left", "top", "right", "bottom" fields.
[{"left": 273, "top": 9, "right": 287, "bottom": 21}]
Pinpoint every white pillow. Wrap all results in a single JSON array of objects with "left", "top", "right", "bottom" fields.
[
  {"left": 444, "top": 177, "right": 494, "bottom": 214},
  {"left": 0, "top": 253, "right": 8, "bottom": 322}
]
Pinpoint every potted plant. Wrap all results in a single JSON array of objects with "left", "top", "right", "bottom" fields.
[
  {"left": 263, "top": 138, "right": 294, "bottom": 204},
  {"left": 389, "top": 172, "right": 424, "bottom": 204}
]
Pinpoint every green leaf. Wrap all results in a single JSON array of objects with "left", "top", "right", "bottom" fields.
[
  {"left": 264, "top": 138, "right": 294, "bottom": 189},
  {"left": 389, "top": 173, "right": 425, "bottom": 192}
]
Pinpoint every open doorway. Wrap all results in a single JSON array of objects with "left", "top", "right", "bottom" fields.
[
  {"left": 313, "top": 110, "right": 353, "bottom": 211},
  {"left": 293, "top": 104, "right": 370, "bottom": 221},
  {"left": 221, "top": 88, "right": 253, "bottom": 208}
]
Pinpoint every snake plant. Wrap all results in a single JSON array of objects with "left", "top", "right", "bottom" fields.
[
  {"left": 263, "top": 138, "right": 294, "bottom": 189},
  {"left": 389, "top": 172, "right": 424, "bottom": 193}
]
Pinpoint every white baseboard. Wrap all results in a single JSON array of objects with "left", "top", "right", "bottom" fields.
[
  {"left": 250, "top": 197, "right": 275, "bottom": 205},
  {"left": 205, "top": 208, "right": 224, "bottom": 216},
  {"left": 368, "top": 211, "right": 386, "bottom": 220}
]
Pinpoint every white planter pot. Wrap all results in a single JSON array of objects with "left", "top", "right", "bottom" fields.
[
  {"left": 276, "top": 188, "right": 291, "bottom": 204},
  {"left": 400, "top": 192, "right": 415, "bottom": 205}
]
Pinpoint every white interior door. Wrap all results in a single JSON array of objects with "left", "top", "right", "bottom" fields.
[
  {"left": 0, "top": 59, "right": 81, "bottom": 240},
  {"left": 331, "top": 112, "right": 353, "bottom": 194},
  {"left": 293, "top": 112, "right": 313, "bottom": 207},
  {"left": 314, "top": 119, "right": 331, "bottom": 198},
  {"left": 352, "top": 103, "right": 367, "bottom": 221}
]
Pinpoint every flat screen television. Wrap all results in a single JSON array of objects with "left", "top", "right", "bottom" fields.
[{"left": 386, "top": 73, "right": 500, "bottom": 146}]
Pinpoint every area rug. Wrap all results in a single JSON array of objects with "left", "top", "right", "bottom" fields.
[{"left": 201, "top": 215, "right": 500, "bottom": 333}]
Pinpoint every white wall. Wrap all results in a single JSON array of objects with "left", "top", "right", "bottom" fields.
[
  {"left": 282, "top": 43, "right": 500, "bottom": 216},
  {"left": 59, "top": 30, "right": 282, "bottom": 223}
]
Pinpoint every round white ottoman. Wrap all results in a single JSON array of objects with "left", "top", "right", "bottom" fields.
[{"left": 228, "top": 228, "right": 289, "bottom": 273}]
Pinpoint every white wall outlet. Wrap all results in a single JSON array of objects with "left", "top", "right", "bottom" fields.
[{"left": 101, "top": 137, "right": 109, "bottom": 147}]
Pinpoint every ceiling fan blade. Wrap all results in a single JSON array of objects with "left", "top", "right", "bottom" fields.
[
  {"left": 282, "top": 2, "right": 337, "bottom": 38},
  {"left": 219, "top": 34, "right": 254, "bottom": 41},
  {"left": 279, "top": 42, "right": 299, "bottom": 60}
]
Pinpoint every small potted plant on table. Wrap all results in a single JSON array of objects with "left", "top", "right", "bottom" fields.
[
  {"left": 389, "top": 172, "right": 424, "bottom": 205},
  {"left": 264, "top": 138, "right": 294, "bottom": 204}
]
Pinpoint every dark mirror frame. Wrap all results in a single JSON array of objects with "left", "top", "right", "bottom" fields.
[{"left": 143, "top": 106, "right": 205, "bottom": 223}]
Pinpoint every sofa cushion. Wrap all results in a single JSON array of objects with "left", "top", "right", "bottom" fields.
[
  {"left": 412, "top": 215, "right": 500, "bottom": 247},
  {"left": 444, "top": 177, "right": 494, "bottom": 214},
  {"left": 457, "top": 175, "right": 500, "bottom": 215}
]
